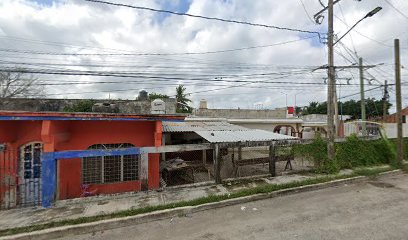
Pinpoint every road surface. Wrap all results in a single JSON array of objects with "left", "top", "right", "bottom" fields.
[{"left": 61, "top": 173, "right": 408, "bottom": 240}]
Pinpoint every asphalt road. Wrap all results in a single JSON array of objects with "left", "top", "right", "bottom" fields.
[{"left": 61, "top": 173, "right": 408, "bottom": 240}]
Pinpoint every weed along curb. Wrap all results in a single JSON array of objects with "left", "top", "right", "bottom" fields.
[{"left": 0, "top": 169, "right": 402, "bottom": 240}]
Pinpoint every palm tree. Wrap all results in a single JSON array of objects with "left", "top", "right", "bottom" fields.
[{"left": 175, "top": 85, "right": 192, "bottom": 113}]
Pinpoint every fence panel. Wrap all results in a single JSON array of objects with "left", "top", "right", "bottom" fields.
[
  {"left": 223, "top": 146, "right": 271, "bottom": 178},
  {"left": 161, "top": 149, "right": 214, "bottom": 187}
]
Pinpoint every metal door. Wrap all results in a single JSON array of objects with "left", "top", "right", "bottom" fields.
[{"left": 19, "top": 142, "right": 43, "bottom": 207}]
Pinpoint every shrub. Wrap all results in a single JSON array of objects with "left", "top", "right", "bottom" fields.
[
  {"left": 337, "top": 134, "right": 396, "bottom": 168},
  {"left": 294, "top": 136, "right": 338, "bottom": 174},
  {"left": 295, "top": 135, "right": 396, "bottom": 173}
]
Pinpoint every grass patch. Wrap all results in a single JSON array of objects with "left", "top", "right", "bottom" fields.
[{"left": 0, "top": 165, "right": 395, "bottom": 237}]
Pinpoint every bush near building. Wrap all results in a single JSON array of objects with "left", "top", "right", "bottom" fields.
[{"left": 294, "top": 135, "right": 399, "bottom": 174}]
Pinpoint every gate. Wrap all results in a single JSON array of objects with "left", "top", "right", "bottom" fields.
[
  {"left": 19, "top": 142, "right": 43, "bottom": 207},
  {"left": 0, "top": 146, "right": 17, "bottom": 209},
  {"left": 0, "top": 143, "right": 43, "bottom": 210}
]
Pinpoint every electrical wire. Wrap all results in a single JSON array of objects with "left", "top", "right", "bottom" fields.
[
  {"left": 383, "top": 0, "right": 408, "bottom": 21},
  {"left": 0, "top": 36, "right": 317, "bottom": 56},
  {"left": 299, "top": 0, "right": 316, "bottom": 24},
  {"left": 84, "top": 0, "right": 323, "bottom": 39}
]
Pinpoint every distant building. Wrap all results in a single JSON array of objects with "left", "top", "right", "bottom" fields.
[
  {"left": 191, "top": 100, "right": 302, "bottom": 137},
  {"left": 0, "top": 93, "right": 177, "bottom": 115},
  {"left": 382, "top": 107, "right": 408, "bottom": 123}
]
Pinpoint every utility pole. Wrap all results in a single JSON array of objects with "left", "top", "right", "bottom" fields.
[
  {"left": 327, "top": 0, "right": 335, "bottom": 160},
  {"left": 382, "top": 80, "right": 388, "bottom": 121},
  {"left": 359, "top": 57, "right": 367, "bottom": 136},
  {"left": 334, "top": 77, "right": 339, "bottom": 136},
  {"left": 395, "top": 39, "right": 403, "bottom": 165}
]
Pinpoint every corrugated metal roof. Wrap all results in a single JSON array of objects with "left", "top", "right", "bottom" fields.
[
  {"left": 228, "top": 118, "right": 303, "bottom": 124},
  {"left": 162, "top": 121, "right": 248, "bottom": 132},
  {"left": 195, "top": 130, "right": 296, "bottom": 143}
]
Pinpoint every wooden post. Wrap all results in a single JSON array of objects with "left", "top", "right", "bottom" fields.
[
  {"left": 140, "top": 153, "right": 149, "bottom": 191},
  {"left": 269, "top": 142, "right": 276, "bottom": 177},
  {"left": 202, "top": 149, "right": 207, "bottom": 166},
  {"left": 214, "top": 144, "right": 222, "bottom": 184},
  {"left": 238, "top": 145, "right": 242, "bottom": 163},
  {"left": 161, "top": 134, "right": 166, "bottom": 162}
]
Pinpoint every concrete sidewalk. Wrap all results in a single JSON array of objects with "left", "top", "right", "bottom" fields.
[{"left": 0, "top": 172, "right": 319, "bottom": 231}]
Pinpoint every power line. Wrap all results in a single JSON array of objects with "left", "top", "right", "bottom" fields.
[
  {"left": 299, "top": 0, "right": 316, "bottom": 24},
  {"left": 334, "top": 15, "right": 394, "bottom": 48},
  {"left": 338, "top": 3, "right": 358, "bottom": 55},
  {"left": 0, "top": 36, "right": 317, "bottom": 56},
  {"left": 383, "top": 0, "right": 408, "bottom": 20},
  {"left": 339, "top": 85, "right": 383, "bottom": 99},
  {"left": 8, "top": 79, "right": 381, "bottom": 87},
  {"left": 84, "top": 0, "right": 323, "bottom": 39}
]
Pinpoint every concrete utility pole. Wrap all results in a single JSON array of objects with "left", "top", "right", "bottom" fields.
[
  {"left": 327, "top": 0, "right": 336, "bottom": 160},
  {"left": 394, "top": 39, "right": 404, "bottom": 165},
  {"left": 383, "top": 80, "right": 388, "bottom": 121},
  {"left": 334, "top": 78, "right": 339, "bottom": 136},
  {"left": 359, "top": 57, "right": 367, "bottom": 136}
]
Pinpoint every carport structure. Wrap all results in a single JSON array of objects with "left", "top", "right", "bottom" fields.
[{"left": 162, "top": 121, "right": 297, "bottom": 183}]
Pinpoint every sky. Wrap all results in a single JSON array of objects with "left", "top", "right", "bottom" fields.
[{"left": 0, "top": 0, "right": 407, "bottom": 111}]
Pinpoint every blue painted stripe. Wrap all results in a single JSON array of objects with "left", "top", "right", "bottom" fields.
[
  {"left": 41, "top": 147, "right": 142, "bottom": 208},
  {"left": 41, "top": 152, "right": 56, "bottom": 208},
  {"left": 0, "top": 116, "right": 184, "bottom": 122},
  {"left": 53, "top": 147, "right": 140, "bottom": 159}
]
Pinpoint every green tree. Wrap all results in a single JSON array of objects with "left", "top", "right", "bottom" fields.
[
  {"left": 302, "top": 101, "right": 327, "bottom": 115},
  {"left": 63, "top": 100, "right": 95, "bottom": 112},
  {"left": 175, "top": 85, "right": 192, "bottom": 113},
  {"left": 148, "top": 92, "right": 169, "bottom": 101},
  {"left": 302, "top": 98, "right": 391, "bottom": 119}
]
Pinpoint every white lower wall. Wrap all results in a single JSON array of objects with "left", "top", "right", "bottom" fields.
[{"left": 383, "top": 123, "right": 408, "bottom": 138}]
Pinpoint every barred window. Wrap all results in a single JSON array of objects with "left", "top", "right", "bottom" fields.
[{"left": 82, "top": 143, "right": 138, "bottom": 184}]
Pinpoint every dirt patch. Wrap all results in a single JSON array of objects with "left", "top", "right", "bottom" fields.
[
  {"left": 368, "top": 181, "right": 395, "bottom": 188},
  {"left": 97, "top": 201, "right": 109, "bottom": 205}
]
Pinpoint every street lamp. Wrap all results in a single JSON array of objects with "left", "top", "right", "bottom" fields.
[{"left": 334, "top": 7, "right": 382, "bottom": 45}]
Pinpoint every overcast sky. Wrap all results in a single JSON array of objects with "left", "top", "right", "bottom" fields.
[{"left": 0, "top": 0, "right": 407, "bottom": 111}]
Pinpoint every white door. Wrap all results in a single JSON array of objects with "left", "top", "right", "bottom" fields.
[{"left": 19, "top": 142, "right": 43, "bottom": 207}]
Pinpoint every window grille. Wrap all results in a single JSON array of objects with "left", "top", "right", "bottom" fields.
[{"left": 82, "top": 143, "right": 138, "bottom": 184}]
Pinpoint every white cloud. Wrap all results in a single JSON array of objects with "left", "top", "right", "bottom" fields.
[{"left": 0, "top": 0, "right": 406, "bottom": 110}]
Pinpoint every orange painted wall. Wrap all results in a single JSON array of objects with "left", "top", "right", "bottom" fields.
[
  {"left": 0, "top": 119, "right": 163, "bottom": 202},
  {"left": 52, "top": 120, "right": 159, "bottom": 199}
]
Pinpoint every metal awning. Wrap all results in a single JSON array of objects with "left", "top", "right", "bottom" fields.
[
  {"left": 162, "top": 121, "right": 248, "bottom": 133},
  {"left": 195, "top": 129, "right": 296, "bottom": 143}
]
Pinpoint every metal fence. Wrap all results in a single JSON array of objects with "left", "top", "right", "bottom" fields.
[
  {"left": 215, "top": 140, "right": 312, "bottom": 180},
  {"left": 161, "top": 149, "right": 214, "bottom": 187}
]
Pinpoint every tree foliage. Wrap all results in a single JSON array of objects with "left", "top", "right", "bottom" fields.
[
  {"left": 302, "top": 98, "right": 391, "bottom": 119},
  {"left": 175, "top": 85, "right": 192, "bottom": 113},
  {"left": 63, "top": 100, "right": 95, "bottom": 112},
  {"left": 0, "top": 69, "right": 44, "bottom": 105},
  {"left": 148, "top": 92, "right": 169, "bottom": 101}
]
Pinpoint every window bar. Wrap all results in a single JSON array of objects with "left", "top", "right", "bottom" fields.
[
  {"left": 120, "top": 156, "right": 124, "bottom": 182},
  {"left": 101, "top": 157, "right": 105, "bottom": 184}
]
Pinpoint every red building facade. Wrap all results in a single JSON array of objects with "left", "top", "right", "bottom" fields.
[{"left": 0, "top": 111, "right": 183, "bottom": 208}]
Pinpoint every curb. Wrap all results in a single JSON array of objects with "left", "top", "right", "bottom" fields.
[{"left": 1, "top": 169, "right": 402, "bottom": 240}]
